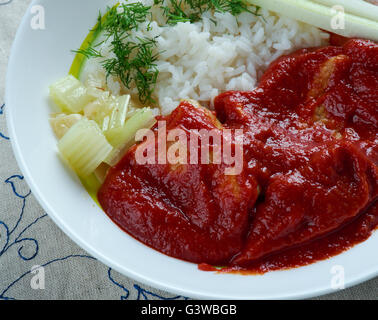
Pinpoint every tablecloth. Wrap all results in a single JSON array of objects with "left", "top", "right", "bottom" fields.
[{"left": 0, "top": 0, "right": 376, "bottom": 300}]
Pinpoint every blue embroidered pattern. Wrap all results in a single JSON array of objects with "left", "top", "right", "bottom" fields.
[
  {"left": 0, "top": 1, "right": 189, "bottom": 299},
  {"left": 134, "top": 284, "right": 188, "bottom": 300},
  {"left": 0, "top": 99, "right": 188, "bottom": 300},
  {"left": 107, "top": 268, "right": 130, "bottom": 300},
  {"left": 0, "top": 159, "right": 187, "bottom": 300},
  {"left": 0, "top": 255, "right": 96, "bottom": 300},
  {"left": 1, "top": 175, "right": 40, "bottom": 261}
]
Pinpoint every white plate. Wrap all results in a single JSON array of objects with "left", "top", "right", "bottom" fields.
[{"left": 6, "top": 0, "right": 378, "bottom": 299}]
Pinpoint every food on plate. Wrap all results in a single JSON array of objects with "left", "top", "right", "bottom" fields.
[
  {"left": 98, "top": 39, "right": 378, "bottom": 270},
  {"left": 252, "top": 0, "right": 378, "bottom": 41},
  {"left": 49, "top": 0, "right": 378, "bottom": 273},
  {"left": 50, "top": 75, "right": 158, "bottom": 174},
  {"left": 77, "top": 0, "right": 329, "bottom": 114}
]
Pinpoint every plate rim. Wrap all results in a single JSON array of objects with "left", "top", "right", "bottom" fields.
[{"left": 5, "top": 0, "right": 378, "bottom": 300}]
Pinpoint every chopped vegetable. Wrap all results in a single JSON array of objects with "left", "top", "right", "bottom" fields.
[
  {"left": 58, "top": 118, "right": 113, "bottom": 177},
  {"left": 50, "top": 75, "right": 156, "bottom": 177},
  {"left": 86, "top": 86, "right": 109, "bottom": 100},
  {"left": 83, "top": 94, "right": 113, "bottom": 130},
  {"left": 94, "top": 163, "right": 111, "bottom": 184},
  {"left": 83, "top": 94, "right": 130, "bottom": 131},
  {"left": 49, "top": 75, "right": 96, "bottom": 113},
  {"left": 84, "top": 72, "right": 106, "bottom": 89},
  {"left": 108, "top": 95, "right": 131, "bottom": 130},
  {"left": 314, "top": 0, "right": 378, "bottom": 22},
  {"left": 248, "top": 0, "right": 378, "bottom": 41},
  {"left": 50, "top": 113, "right": 83, "bottom": 139},
  {"left": 104, "top": 108, "right": 156, "bottom": 165}
]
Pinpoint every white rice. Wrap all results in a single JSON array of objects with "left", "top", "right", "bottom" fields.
[{"left": 81, "top": 0, "right": 329, "bottom": 115}]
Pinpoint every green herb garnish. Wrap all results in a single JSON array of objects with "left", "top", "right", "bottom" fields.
[
  {"left": 103, "top": 36, "right": 159, "bottom": 104},
  {"left": 155, "top": 0, "right": 261, "bottom": 24},
  {"left": 75, "top": 3, "right": 159, "bottom": 104},
  {"left": 74, "top": 1, "right": 261, "bottom": 105}
]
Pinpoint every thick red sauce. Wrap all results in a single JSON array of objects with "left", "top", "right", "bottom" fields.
[{"left": 98, "top": 39, "right": 378, "bottom": 273}]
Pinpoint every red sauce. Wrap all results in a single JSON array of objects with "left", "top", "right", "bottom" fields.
[{"left": 98, "top": 39, "right": 378, "bottom": 273}]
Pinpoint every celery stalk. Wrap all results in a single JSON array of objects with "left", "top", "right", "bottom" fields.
[
  {"left": 58, "top": 118, "right": 113, "bottom": 177},
  {"left": 104, "top": 108, "right": 156, "bottom": 165},
  {"left": 108, "top": 95, "right": 130, "bottom": 130},
  {"left": 49, "top": 75, "right": 96, "bottom": 113},
  {"left": 313, "top": 0, "right": 378, "bottom": 22},
  {"left": 248, "top": 0, "right": 378, "bottom": 41}
]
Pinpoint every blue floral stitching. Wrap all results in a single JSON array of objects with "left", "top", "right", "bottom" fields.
[
  {"left": 2, "top": 0, "right": 191, "bottom": 300},
  {"left": 0, "top": 0, "right": 191, "bottom": 295},
  {"left": 0, "top": 175, "right": 44, "bottom": 261},
  {"left": 0, "top": 254, "right": 96, "bottom": 300},
  {"left": 5, "top": 175, "right": 31, "bottom": 199},
  {"left": 107, "top": 268, "right": 188, "bottom": 300},
  {"left": 0, "top": 174, "right": 100, "bottom": 299},
  {"left": 8, "top": 214, "right": 48, "bottom": 261},
  {"left": 134, "top": 284, "right": 188, "bottom": 300},
  {"left": 107, "top": 268, "right": 130, "bottom": 300},
  {"left": 0, "top": 172, "right": 190, "bottom": 298}
]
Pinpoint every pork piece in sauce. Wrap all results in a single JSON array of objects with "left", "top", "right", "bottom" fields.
[
  {"left": 98, "top": 101, "right": 259, "bottom": 265},
  {"left": 215, "top": 39, "right": 377, "bottom": 266},
  {"left": 99, "top": 39, "right": 377, "bottom": 270}
]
